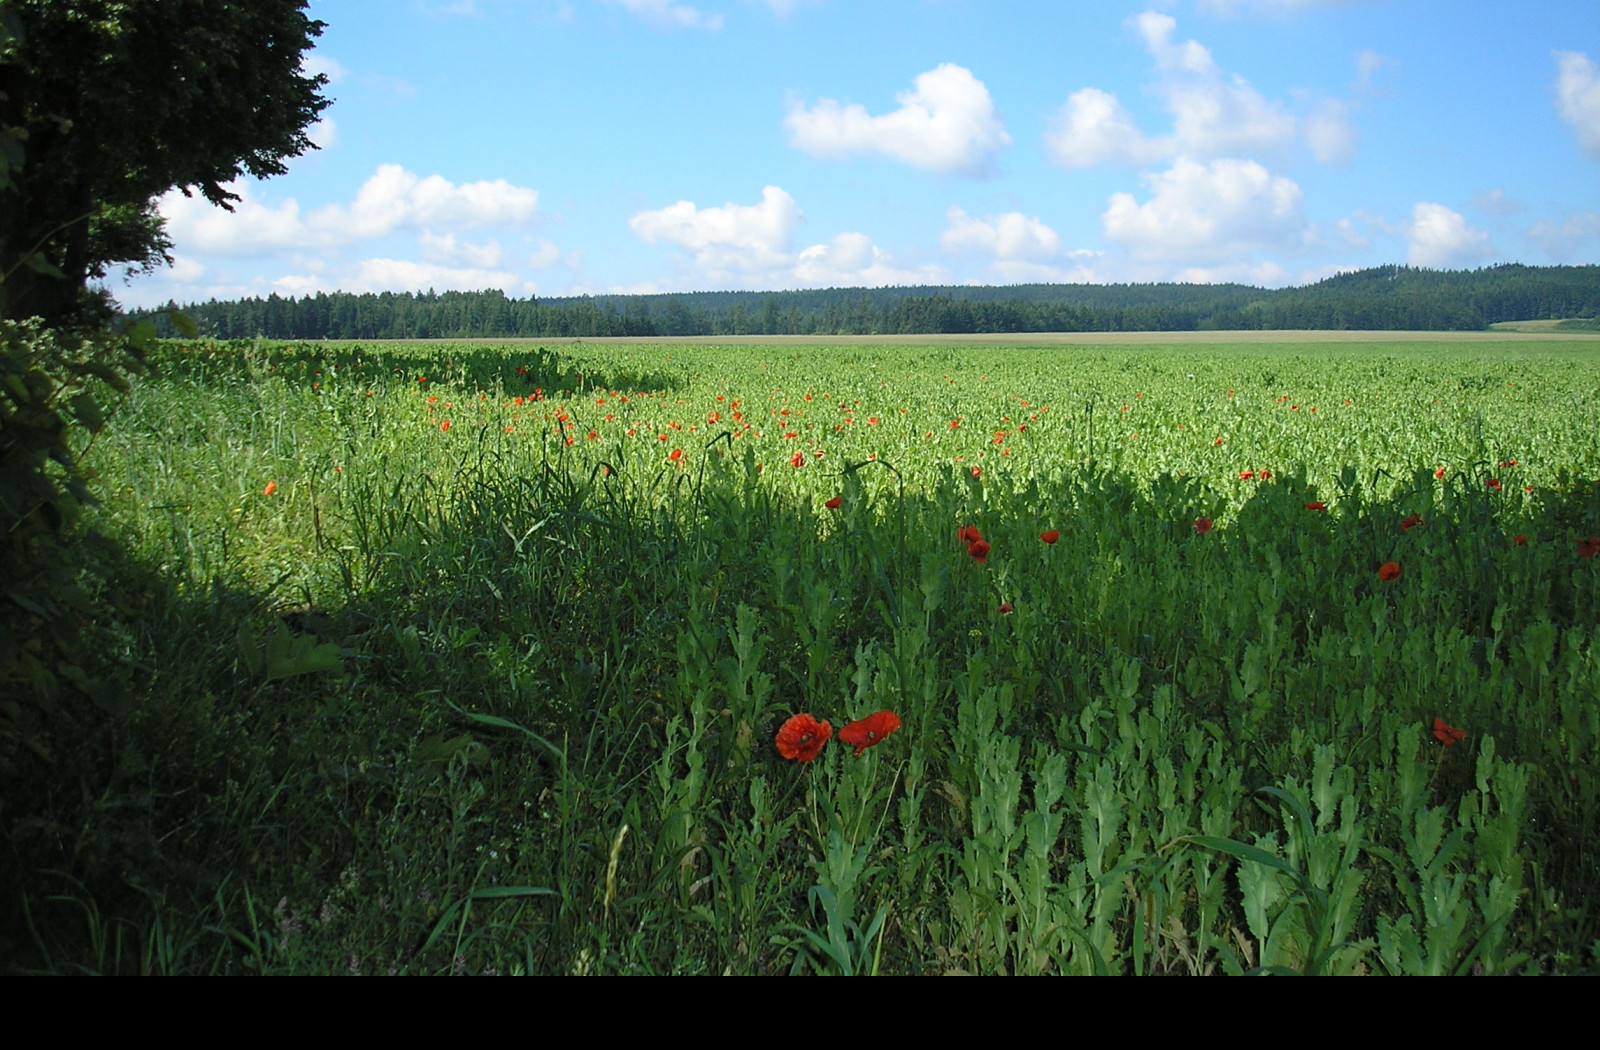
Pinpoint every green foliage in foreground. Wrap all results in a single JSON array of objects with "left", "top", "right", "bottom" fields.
[{"left": 5, "top": 338, "right": 1599, "bottom": 974}]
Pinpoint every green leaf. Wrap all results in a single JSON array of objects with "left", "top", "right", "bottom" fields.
[
  {"left": 170, "top": 309, "right": 199, "bottom": 339},
  {"left": 1182, "top": 834, "right": 1302, "bottom": 879},
  {"left": 236, "top": 623, "right": 264, "bottom": 675},
  {"left": 412, "top": 732, "right": 490, "bottom": 772},
  {"left": 68, "top": 392, "right": 104, "bottom": 432},
  {"left": 442, "top": 698, "right": 563, "bottom": 758},
  {"left": 263, "top": 623, "right": 343, "bottom": 681},
  {"left": 22, "top": 253, "right": 65, "bottom": 279}
]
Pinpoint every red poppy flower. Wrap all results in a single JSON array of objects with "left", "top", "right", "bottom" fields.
[
  {"left": 669, "top": 448, "right": 683, "bottom": 462},
  {"left": 1435, "top": 466, "right": 1446, "bottom": 480},
  {"left": 959, "top": 526, "right": 984, "bottom": 545},
  {"left": 1432, "top": 717, "right": 1466, "bottom": 746},
  {"left": 1194, "top": 516, "right": 1213, "bottom": 534},
  {"left": 825, "top": 496, "right": 842, "bottom": 509},
  {"left": 263, "top": 480, "right": 278, "bottom": 497},
  {"left": 1258, "top": 469, "right": 1273, "bottom": 480},
  {"left": 1400, "top": 513, "right": 1423, "bottom": 531},
  {"left": 997, "top": 602, "right": 1014, "bottom": 614},
  {"left": 1514, "top": 535, "right": 1528, "bottom": 546},
  {"left": 967, "top": 539, "right": 990, "bottom": 563},
  {"left": 789, "top": 451, "right": 805, "bottom": 468},
  {"left": 775, "top": 713, "right": 831, "bottom": 762},
  {"left": 1579, "top": 536, "right": 1600, "bottom": 559},
  {"left": 440, "top": 419, "right": 452, "bottom": 432},
  {"left": 837, "top": 711, "right": 901, "bottom": 756},
  {"left": 1240, "top": 470, "right": 1255, "bottom": 480},
  {"left": 1040, "top": 529, "right": 1060, "bottom": 544},
  {"left": 1379, "top": 561, "right": 1402, "bottom": 581},
  {"left": 1487, "top": 478, "right": 1502, "bottom": 491},
  {"left": 1305, "top": 501, "right": 1326, "bottom": 511},
  {"left": 970, "top": 466, "right": 982, "bottom": 478}
]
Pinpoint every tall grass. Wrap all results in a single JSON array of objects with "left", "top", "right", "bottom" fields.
[{"left": 4, "top": 337, "right": 1597, "bottom": 974}]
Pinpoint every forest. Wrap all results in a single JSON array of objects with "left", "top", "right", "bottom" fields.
[{"left": 131, "top": 263, "right": 1600, "bottom": 340}]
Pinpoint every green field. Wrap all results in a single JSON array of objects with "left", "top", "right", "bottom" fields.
[{"left": 11, "top": 334, "right": 1600, "bottom": 974}]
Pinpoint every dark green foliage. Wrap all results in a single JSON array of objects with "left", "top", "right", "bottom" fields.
[
  {"left": 135, "top": 264, "right": 1600, "bottom": 339},
  {"left": 0, "top": 0, "right": 329, "bottom": 326}
]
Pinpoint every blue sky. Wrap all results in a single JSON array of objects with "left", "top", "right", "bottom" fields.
[{"left": 116, "top": 0, "right": 1600, "bottom": 308}]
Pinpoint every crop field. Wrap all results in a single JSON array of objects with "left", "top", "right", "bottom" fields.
[{"left": 19, "top": 334, "right": 1600, "bottom": 974}]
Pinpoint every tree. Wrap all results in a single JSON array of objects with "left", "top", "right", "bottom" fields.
[
  {"left": 0, "top": 0, "right": 329, "bottom": 757},
  {"left": 0, "top": 0, "right": 331, "bottom": 326}
]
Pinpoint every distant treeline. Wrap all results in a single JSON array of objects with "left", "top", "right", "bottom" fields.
[{"left": 132, "top": 263, "right": 1600, "bottom": 339}]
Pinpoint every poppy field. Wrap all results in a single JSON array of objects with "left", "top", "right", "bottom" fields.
[{"left": 20, "top": 333, "right": 1600, "bottom": 974}]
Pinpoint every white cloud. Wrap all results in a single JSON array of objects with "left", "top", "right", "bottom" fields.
[
  {"left": 330, "top": 165, "right": 538, "bottom": 233},
  {"left": 301, "top": 53, "right": 349, "bottom": 83},
  {"left": 792, "top": 232, "right": 943, "bottom": 287},
  {"left": 1555, "top": 51, "right": 1600, "bottom": 158},
  {"left": 527, "top": 239, "right": 563, "bottom": 268},
  {"left": 1133, "top": 13, "right": 1296, "bottom": 158},
  {"left": 1529, "top": 212, "right": 1600, "bottom": 259},
  {"left": 167, "top": 255, "right": 205, "bottom": 282},
  {"left": 1051, "top": 13, "right": 1349, "bottom": 171},
  {"left": 629, "top": 185, "right": 801, "bottom": 280},
  {"left": 1336, "top": 216, "right": 1370, "bottom": 249},
  {"left": 159, "top": 182, "right": 311, "bottom": 257},
  {"left": 1404, "top": 202, "right": 1492, "bottom": 268},
  {"left": 1304, "top": 99, "right": 1356, "bottom": 163},
  {"left": 1172, "top": 260, "right": 1293, "bottom": 286},
  {"left": 786, "top": 64, "right": 1011, "bottom": 176},
  {"left": 1354, "top": 49, "right": 1392, "bottom": 95},
  {"left": 1471, "top": 188, "right": 1524, "bottom": 215},
  {"left": 160, "top": 164, "right": 540, "bottom": 258},
  {"left": 1136, "top": 11, "right": 1219, "bottom": 76},
  {"left": 343, "top": 258, "right": 531, "bottom": 294},
  {"left": 308, "top": 118, "right": 339, "bottom": 150},
  {"left": 941, "top": 207, "right": 1062, "bottom": 261},
  {"left": 1102, "top": 157, "right": 1308, "bottom": 262},
  {"left": 607, "top": 0, "right": 723, "bottom": 30},
  {"left": 419, "top": 231, "right": 507, "bottom": 268},
  {"left": 1045, "top": 88, "right": 1170, "bottom": 168}
]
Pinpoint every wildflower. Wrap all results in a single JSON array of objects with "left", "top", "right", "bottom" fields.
[
  {"left": 669, "top": 448, "right": 683, "bottom": 463},
  {"left": 1400, "top": 513, "right": 1423, "bottom": 531},
  {"left": 1579, "top": 536, "right": 1600, "bottom": 559},
  {"left": 1379, "top": 561, "right": 1402, "bottom": 581},
  {"left": 790, "top": 452, "right": 805, "bottom": 469},
  {"left": 967, "top": 539, "right": 990, "bottom": 563},
  {"left": 440, "top": 419, "right": 451, "bottom": 432},
  {"left": 1432, "top": 717, "right": 1466, "bottom": 746},
  {"left": 263, "top": 480, "right": 278, "bottom": 497},
  {"left": 997, "top": 602, "right": 1014, "bottom": 614},
  {"left": 1435, "top": 466, "right": 1446, "bottom": 480},
  {"left": 1258, "top": 469, "right": 1272, "bottom": 480},
  {"left": 970, "top": 466, "right": 982, "bottom": 478},
  {"left": 1240, "top": 470, "right": 1255, "bottom": 480},
  {"left": 1194, "top": 516, "right": 1213, "bottom": 534},
  {"left": 960, "top": 526, "right": 984, "bottom": 546},
  {"left": 1215, "top": 437, "right": 1224, "bottom": 445},
  {"left": 1487, "top": 478, "right": 1502, "bottom": 491},
  {"left": 1040, "top": 529, "right": 1060, "bottom": 544},
  {"left": 1514, "top": 535, "right": 1528, "bottom": 546},
  {"left": 1305, "top": 501, "right": 1326, "bottom": 512},
  {"left": 775, "top": 713, "right": 832, "bottom": 763},
  {"left": 825, "top": 496, "right": 842, "bottom": 509},
  {"left": 838, "top": 711, "right": 901, "bottom": 757}
]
